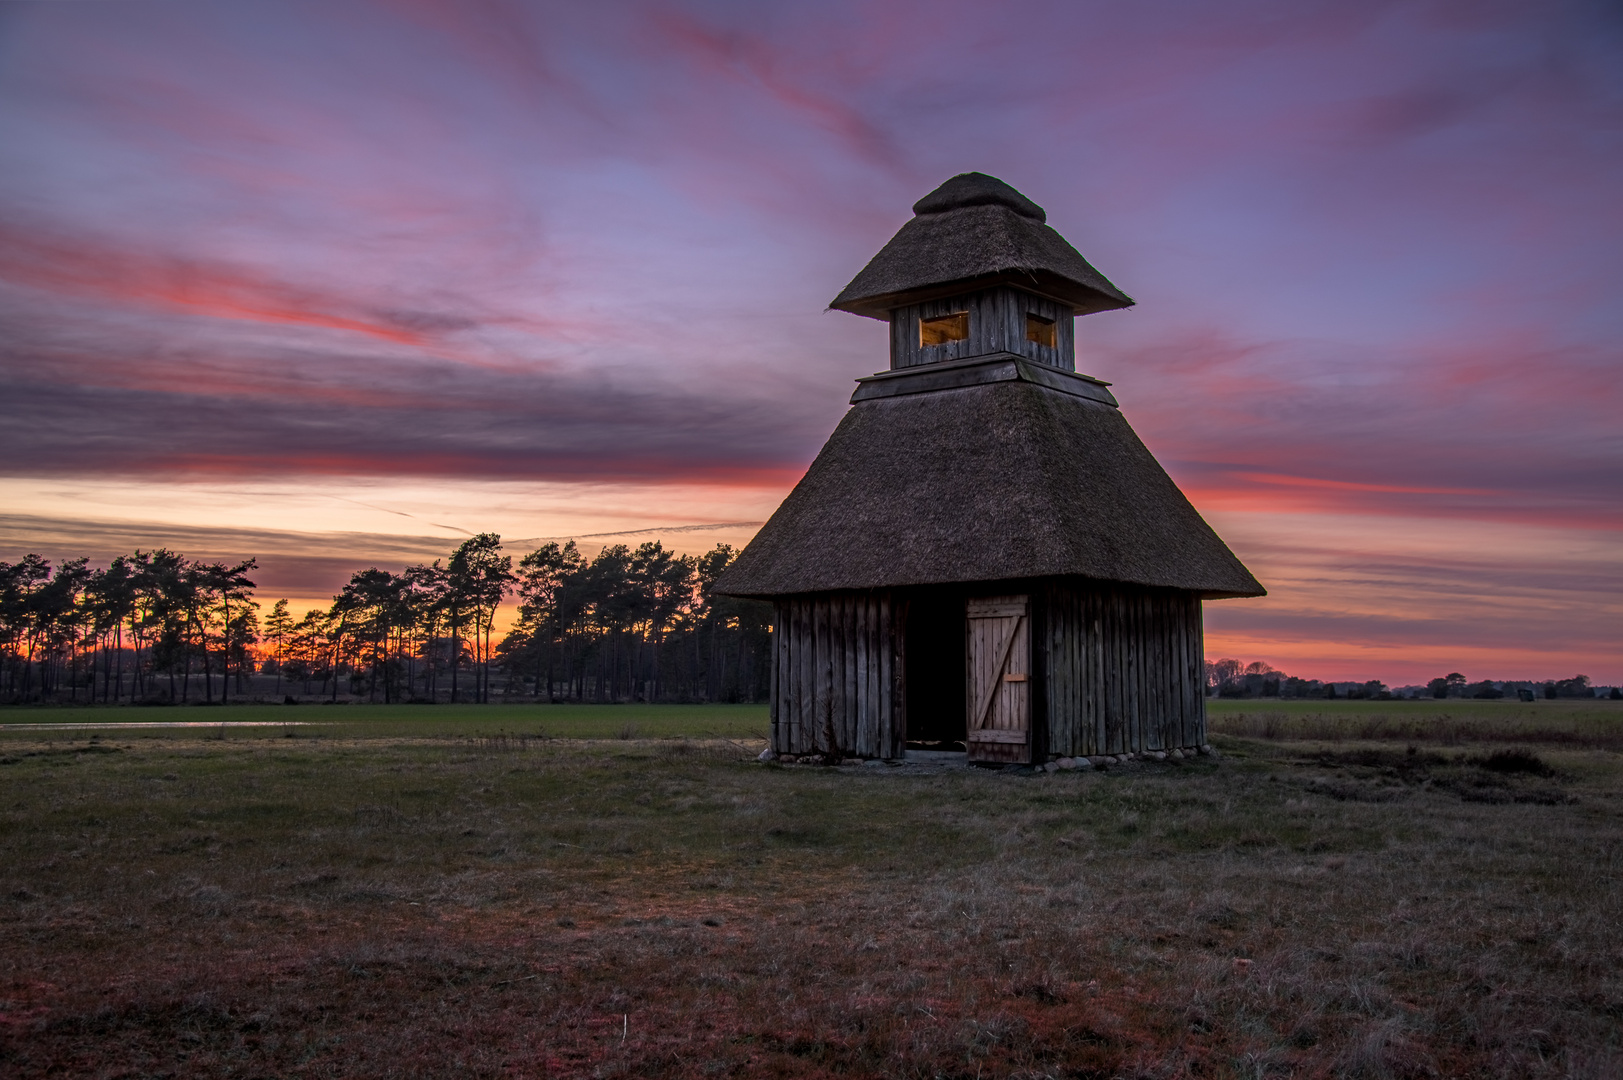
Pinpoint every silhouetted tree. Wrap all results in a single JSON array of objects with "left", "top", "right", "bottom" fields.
[
  {"left": 447, "top": 534, "right": 512, "bottom": 704},
  {"left": 264, "top": 599, "right": 294, "bottom": 697}
]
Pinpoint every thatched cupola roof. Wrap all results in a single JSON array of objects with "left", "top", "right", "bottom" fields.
[
  {"left": 715, "top": 378, "right": 1264, "bottom": 600},
  {"left": 830, "top": 173, "right": 1135, "bottom": 319}
]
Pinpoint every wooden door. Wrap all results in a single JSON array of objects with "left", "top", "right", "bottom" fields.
[{"left": 966, "top": 595, "right": 1031, "bottom": 764}]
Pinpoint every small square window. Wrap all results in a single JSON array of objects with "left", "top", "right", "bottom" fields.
[
  {"left": 919, "top": 312, "right": 969, "bottom": 347},
  {"left": 1026, "top": 313, "right": 1056, "bottom": 348}
]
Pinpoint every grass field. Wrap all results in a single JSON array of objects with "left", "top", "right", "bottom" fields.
[
  {"left": 2, "top": 701, "right": 1620, "bottom": 1077},
  {"left": 1207, "top": 698, "right": 1623, "bottom": 749},
  {"left": 0, "top": 702, "right": 770, "bottom": 742}
]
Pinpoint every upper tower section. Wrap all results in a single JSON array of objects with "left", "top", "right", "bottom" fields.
[{"left": 830, "top": 173, "right": 1134, "bottom": 372}]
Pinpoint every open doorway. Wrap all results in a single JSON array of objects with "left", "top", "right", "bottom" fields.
[{"left": 904, "top": 587, "right": 966, "bottom": 750}]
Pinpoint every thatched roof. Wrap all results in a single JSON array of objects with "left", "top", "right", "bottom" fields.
[
  {"left": 830, "top": 173, "right": 1135, "bottom": 319},
  {"left": 714, "top": 377, "right": 1264, "bottom": 600}
]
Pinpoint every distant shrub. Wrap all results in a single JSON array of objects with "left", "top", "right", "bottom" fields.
[{"left": 1472, "top": 749, "right": 1554, "bottom": 777}]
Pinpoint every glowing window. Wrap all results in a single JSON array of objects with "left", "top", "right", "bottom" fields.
[
  {"left": 1026, "top": 313, "right": 1056, "bottom": 348},
  {"left": 919, "top": 312, "right": 969, "bottom": 347}
]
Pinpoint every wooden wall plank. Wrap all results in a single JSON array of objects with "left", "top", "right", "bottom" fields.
[
  {"left": 1193, "top": 599, "right": 1207, "bottom": 746},
  {"left": 1154, "top": 592, "right": 1169, "bottom": 749},
  {"left": 891, "top": 593, "right": 908, "bottom": 758},
  {"left": 781, "top": 600, "right": 796, "bottom": 753},
  {"left": 1067, "top": 584, "right": 1080, "bottom": 756},
  {"left": 1139, "top": 592, "right": 1152, "bottom": 751},
  {"left": 831, "top": 597, "right": 843, "bottom": 752},
  {"left": 1125, "top": 589, "right": 1136, "bottom": 752},
  {"left": 1068, "top": 586, "right": 1083, "bottom": 755},
  {"left": 770, "top": 602, "right": 784, "bottom": 753},
  {"left": 1047, "top": 584, "right": 1067, "bottom": 756},
  {"left": 1189, "top": 594, "right": 1201, "bottom": 744},
  {"left": 1150, "top": 592, "right": 1162, "bottom": 749},
  {"left": 854, "top": 594, "right": 870, "bottom": 756},
  {"left": 1156, "top": 593, "right": 1166, "bottom": 747},
  {"left": 1128, "top": 589, "right": 1141, "bottom": 753},
  {"left": 1099, "top": 589, "right": 1113, "bottom": 754},
  {"left": 1124, "top": 587, "right": 1135, "bottom": 753},
  {"left": 1169, "top": 594, "right": 1183, "bottom": 748},
  {"left": 843, "top": 594, "right": 856, "bottom": 753},
  {"left": 1172, "top": 595, "right": 1187, "bottom": 749},
  {"left": 1057, "top": 303, "right": 1077, "bottom": 373},
  {"left": 797, "top": 598, "right": 813, "bottom": 755},
  {"left": 1188, "top": 594, "right": 1201, "bottom": 747},
  {"left": 1148, "top": 592, "right": 1162, "bottom": 750},
  {"left": 1129, "top": 591, "right": 1142, "bottom": 750},
  {"left": 779, "top": 600, "right": 793, "bottom": 753},
  {"left": 1072, "top": 587, "right": 1085, "bottom": 757},
  {"left": 1147, "top": 591, "right": 1160, "bottom": 750},
  {"left": 1163, "top": 593, "right": 1175, "bottom": 748},
  {"left": 847, "top": 595, "right": 858, "bottom": 755},
  {"left": 1089, "top": 594, "right": 1103, "bottom": 756},
  {"left": 879, "top": 593, "right": 895, "bottom": 757},
  {"left": 872, "top": 593, "right": 885, "bottom": 754},
  {"left": 1136, "top": 591, "right": 1149, "bottom": 750},
  {"left": 889, "top": 594, "right": 902, "bottom": 753},
  {"left": 810, "top": 598, "right": 824, "bottom": 754},
  {"left": 1116, "top": 587, "right": 1128, "bottom": 754},
  {"left": 1104, "top": 591, "right": 1114, "bottom": 753}
]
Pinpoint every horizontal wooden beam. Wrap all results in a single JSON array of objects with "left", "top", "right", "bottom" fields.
[{"left": 968, "top": 729, "right": 1029, "bottom": 744}]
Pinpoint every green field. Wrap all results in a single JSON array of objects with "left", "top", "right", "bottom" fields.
[
  {"left": 2, "top": 700, "right": 1620, "bottom": 1077},
  {"left": 0, "top": 702, "right": 770, "bottom": 742},
  {"left": 4, "top": 696, "right": 1614, "bottom": 744}
]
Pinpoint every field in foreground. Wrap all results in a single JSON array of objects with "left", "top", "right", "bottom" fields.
[
  {"left": 0, "top": 702, "right": 769, "bottom": 742},
  {"left": 2, "top": 704, "right": 1620, "bottom": 1078}
]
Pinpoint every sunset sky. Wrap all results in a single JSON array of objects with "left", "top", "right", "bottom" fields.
[{"left": 1, "top": 0, "right": 1619, "bottom": 685}]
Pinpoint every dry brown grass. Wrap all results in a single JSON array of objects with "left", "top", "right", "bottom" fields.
[
  {"left": 1, "top": 724, "right": 1620, "bottom": 1077},
  {"left": 1208, "top": 699, "right": 1623, "bottom": 750}
]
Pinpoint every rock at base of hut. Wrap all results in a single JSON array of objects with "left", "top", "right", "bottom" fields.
[
  {"left": 1148, "top": 750, "right": 1168, "bottom": 762},
  {"left": 1043, "top": 760, "right": 1060, "bottom": 773},
  {"left": 1056, "top": 757, "right": 1077, "bottom": 770},
  {"left": 758, "top": 748, "right": 777, "bottom": 762}
]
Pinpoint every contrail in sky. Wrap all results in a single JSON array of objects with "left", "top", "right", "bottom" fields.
[
  {"left": 513, "top": 522, "right": 764, "bottom": 544},
  {"left": 322, "top": 494, "right": 474, "bottom": 536}
]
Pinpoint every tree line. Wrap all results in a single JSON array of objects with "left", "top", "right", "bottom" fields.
[
  {"left": 0, "top": 536, "right": 772, "bottom": 705},
  {"left": 1205, "top": 659, "right": 1616, "bottom": 701}
]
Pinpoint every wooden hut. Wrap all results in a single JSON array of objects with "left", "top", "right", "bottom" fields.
[{"left": 714, "top": 173, "right": 1264, "bottom": 765}]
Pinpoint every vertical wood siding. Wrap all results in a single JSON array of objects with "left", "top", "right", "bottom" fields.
[
  {"left": 889, "top": 287, "right": 1076, "bottom": 371},
  {"left": 1042, "top": 581, "right": 1205, "bottom": 757},
  {"left": 770, "top": 591, "right": 907, "bottom": 759}
]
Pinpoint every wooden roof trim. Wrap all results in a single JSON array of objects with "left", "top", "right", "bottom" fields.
[{"left": 850, "top": 352, "right": 1118, "bottom": 407}]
